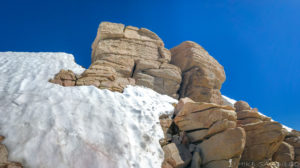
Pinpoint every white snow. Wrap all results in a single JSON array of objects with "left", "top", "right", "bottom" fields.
[
  {"left": 0, "top": 52, "right": 177, "bottom": 168},
  {"left": 222, "top": 95, "right": 293, "bottom": 132}
]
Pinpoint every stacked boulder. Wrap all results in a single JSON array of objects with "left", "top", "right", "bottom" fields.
[
  {"left": 91, "top": 22, "right": 182, "bottom": 98},
  {"left": 50, "top": 22, "right": 182, "bottom": 97},
  {"left": 49, "top": 69, "right": 77, "bottom": 87},
  {"left": 234, "top": 101, "right": 288, "bottom": 167},
  {"left": 0, "top": 136, "right": 23, "bottom": 168},
  {"left": 170, "top": 41, "right": 226, "bottom": 104},
  {"left": 47, "top": 21, "right": 300, "bottom": 168},
  {"left": 164, "top": 97, "right": 246, "bottom": 168}
]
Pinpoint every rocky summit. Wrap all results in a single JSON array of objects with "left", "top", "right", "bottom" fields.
[{"left": 1, "top": 21, "right": 300, "bottom": 168}]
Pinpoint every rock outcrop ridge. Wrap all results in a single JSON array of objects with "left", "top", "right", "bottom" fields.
[
  {"left": 46, "top": 21, "right": 300, "bottom": 168},
  {"left": 50, "top": 22, "right": 182, "bottom": 98}
]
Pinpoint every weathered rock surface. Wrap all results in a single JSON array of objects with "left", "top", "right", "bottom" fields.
[
  {"left": 170, "top": 41, "right": 225, "bottom": 104},
  {"left": 272, "top": 142, "right": 294, "bottom": 168},
  {"left": 75, "top": 61, "right": 135, "bottom": 92},
  {"left": 234, "top": 101, "right": 288, "bottom": 164},
  {"left": 51, "top": 22, "right": 181, "bottom": 97},
  {"left": 49, "top": 69, "right": 77, "bottom": 86},
  {"left": 172, "top": 98, "right": 245, "bottom": 168},
  {"left": 197, "top": 127, "right": 246, "bottom": 167},
  {"left": 90, "top": 22, "right": 181, "bottom": 98}
]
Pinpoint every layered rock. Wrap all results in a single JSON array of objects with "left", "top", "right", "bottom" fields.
[
  {"left": 49, "top": 69, "right": 77, "bottom": 86},
  {"left": 50, "top": 22, "right": 181, "bottom": 98},
  {"left": 91, "top": 22, "right": 181, "bottom": 98},
  {"left": 76, "top": 61, "right": 135, "bottom": 92},
  {"left": 170, "top": 41, "right": 225, "bottom": 104},
  {"left": 173, "top": 97, "right": 246, "bottom": 168},
  {"left": 234, "top": 101, "right": 288, "bottom": 167}
]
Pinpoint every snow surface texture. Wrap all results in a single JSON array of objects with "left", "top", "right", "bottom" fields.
[
  {"left": 0, "top": 52, "right": 177, "bottom": 168},
  {"left": 222, "top": 95, "right": 292, "bottom": 132}
]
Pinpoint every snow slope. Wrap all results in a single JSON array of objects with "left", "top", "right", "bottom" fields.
[
  {"left": 0, "top": 52, "right": 177, "bottom": 168},
  {"left": 222, "top": 95, "right": 292, "bottom": 132}
]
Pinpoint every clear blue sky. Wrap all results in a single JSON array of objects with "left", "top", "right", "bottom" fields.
[{"left": 1, "top": 0, "right": 299, "bottom": 130}]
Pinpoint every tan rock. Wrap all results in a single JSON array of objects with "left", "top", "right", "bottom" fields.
[
  {"left": 174, "top": 103, "right": 236, "bottom": 131},
  {"left": 92, "top": 55, "right": 135, "bottom": 77},
  {"left": 237, "top": 118, "right": 263, "bottom": 125},
  {"left": 49, "top": 69, "right": 77, "bottom": 87},
  {"left": 273, "top": 142, "right": 294, "bottom": 165},
  {"left": 234, "top": 101, "right": 251, "bottom": 112},
  {"left": 163, "top": 143, "right": 192, "bottom": 168},
  {"left": 170, "top": 41, "right": 225, "bottom": 104},
  {"left": 91, "top": 22, "right": 181, "bottom": 97},
  {"left": 94, "top": 39, "right": 161, "bottom": 62},
  {"left": 179, "top": 67, "right": 224, "bottom": 104},
  {"left": 161, "top": 161, "right": 173, "bottom": 168},
  {"left": 134, "top": 59, "right": 161, "bottom": 72},
  {"left": 197, "top": 127, "right": 246, "bottom": 165},
  {"left": 174, "top": 97, "right": 195, "bottom": 116},
  {"left": 160, "top": 118, "right": 173, "bottom": 146},
  {"left": 237, "top": 110, "right": 263, "bottom": 120},
  {"left": 186, "top": 129, "right": 209, "bottom": 143},
  {"left": 207, "top": 119, "right": 236, "bottom": 136},
  {"left": 241, "top": 121, "right": 287, "bottom": 162}
]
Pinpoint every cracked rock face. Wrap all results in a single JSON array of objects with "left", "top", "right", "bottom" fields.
[
  {"left": 170, "top": 41, "right": 226, "bottom": 104},
  {"left": 234, "top": 100, "right": 288, "bottom": 166},
  {"left": 173, "top": 97, "right": 246, "bottom": 168},
  {"left": 90, "top": 22, "right": 182, "bottom": 98}
]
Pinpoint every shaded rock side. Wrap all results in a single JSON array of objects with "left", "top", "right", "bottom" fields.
[
  {"left": 272, "top": 142, "right": 294, "bottom": 168},
  {"left": 170, "top": 41, "right": 225, "bottom": 104}
]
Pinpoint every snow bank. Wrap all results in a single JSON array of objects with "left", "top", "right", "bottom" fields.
[
  {"left": 222, "top": 95, "right": 293, "bottom": 132},
  {"left": 0, "top": 52, "right": 177, "bottom": 168}
]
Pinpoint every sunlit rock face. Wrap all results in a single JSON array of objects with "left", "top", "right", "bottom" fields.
[
  {"left": 170, "top": 41, "right": 226, "bottom": 105},
  {"left": 90, "top": 22, "right": 181, "bottom": 98}
]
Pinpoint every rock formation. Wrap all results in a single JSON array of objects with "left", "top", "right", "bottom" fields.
[
  {"left": 50, "top": 22, "right": 181, "bottom": 98},
  {"left": 170, "top": 41, "right": 226, "bottom": 104},
  {"left": 46, "top": 21, "right": 300, "bottom": 168},
  {"left": 91, "top": 22, "right": 182, "bottom": 98},
  {"left": 165, "top": 97, "right": 246, "bottom": 168},
  {"left": 234, "top": 101, "right": 288, "bottom": 167}
]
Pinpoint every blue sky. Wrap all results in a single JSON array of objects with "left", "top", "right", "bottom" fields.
[{"left": 1, "top": 0, "right": 299, "bottom": 130}]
